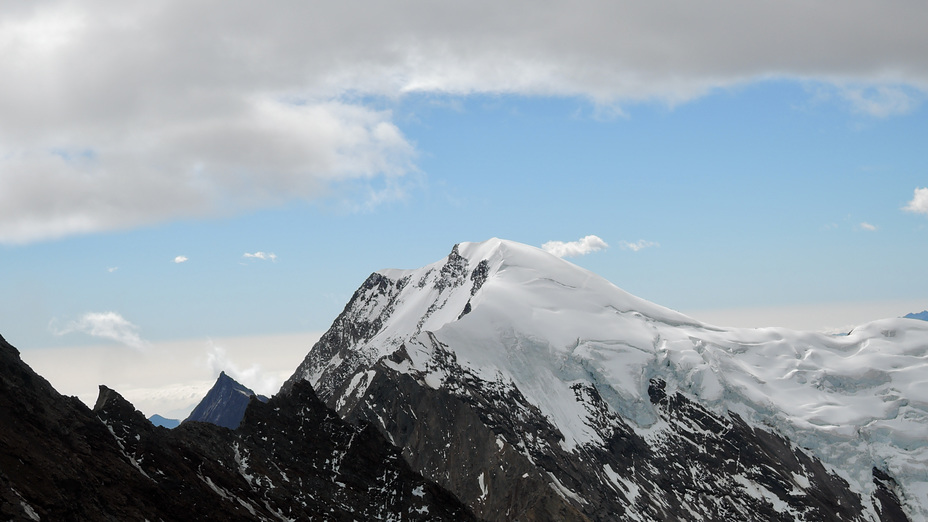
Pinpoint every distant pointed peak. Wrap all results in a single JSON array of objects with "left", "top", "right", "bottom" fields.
[
  {"left": 185, "top": 370, "right": 268, "bottom": 428},
  {"left": 213, "top": 371, "right": 250, "bottom": 393}
]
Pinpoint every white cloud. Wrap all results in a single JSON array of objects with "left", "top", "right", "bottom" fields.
[
  {"left": 619, "top": 240, "right": 660, "bottom": 252},
  {"left": 205, "top": 341, "right": 279, "bottom": 397},
  {"left": 173, "top": 255, "right": 188, "bottom": 264},
  {"left": 243, "top": 252, "right": 277, "bottom": 262},
  {"left": 859, "top": 222, "right": 878, "bottom": 231},
  {"left": 840, "top": 86, "right": 922, "bottom": 118},
  {"left": 107, "top": 266, "right": 119, "bottom": 273},
  {"left": 542, "top": 235, "right": 608, "bottom": 258},
  {"left": 904, "top": 187, "right": 928, "bottom": 215},
  {"left": 50, "top": 311, "right": 149, "bottom": 351},
  {"left": 2, "top": 1, "right": 927, "bottom": 243}
]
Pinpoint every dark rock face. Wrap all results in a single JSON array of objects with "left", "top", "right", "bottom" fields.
[
  {"left": 0, "top": 334, "right": 477, "bottom": 521},
  {"left": 184, "top": 371, "right": 268, "bottom": 429},
  {"left": 434, "top": 244, "right": 468, "bottom": 293},
  {"left": 342, "top": 356, "right": 589, "bottom": 521},
  {"left": 872, "top": 467, "right": 909, "bottom": 521},
  {"left": 281, "top": 271, "right": 407, "bottom": 398},
  {"left": 639, "top": 378, "right": 866, "bottom": 520}
]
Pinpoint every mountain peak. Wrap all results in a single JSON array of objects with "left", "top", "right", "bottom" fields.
[
  {"left": 183, "top": 372, "right": 268, "bottom": 429},
  {"left": 286, "top": 238, "right": 928, "bottom": 520}
]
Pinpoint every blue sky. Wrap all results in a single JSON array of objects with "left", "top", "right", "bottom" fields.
[{"left": 2, "top": 0, "right": 927, "bottom": 415}]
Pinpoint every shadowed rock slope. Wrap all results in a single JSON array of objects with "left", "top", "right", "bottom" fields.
[{"left": 0, "top": 334, "right": 476, "bottom": 521}]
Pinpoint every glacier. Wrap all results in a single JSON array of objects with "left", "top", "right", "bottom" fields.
[{"left": 289, "top": 238, "right": 928, "bottom": 519}]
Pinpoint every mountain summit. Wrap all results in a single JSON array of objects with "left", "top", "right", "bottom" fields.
[
  {"left": 285, "top": 238, "right": 927, "bottom": 521},
  {"left": 184, "top": 371, "right": 268, "bottom": 429}
]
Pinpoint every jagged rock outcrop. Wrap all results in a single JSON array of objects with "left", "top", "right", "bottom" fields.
[{"left": 0, "top": 333, "right": 477, "bottom": 521}]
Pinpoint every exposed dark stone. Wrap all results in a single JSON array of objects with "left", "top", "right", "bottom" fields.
[
  {"left": 434, "top": 244, "right": 469, "bottom": 293},
  {"left": 0, "top": 333, "right": 478, "bottom": 521},
  {"left": 647, "top": 377, "right": 667, "bottom": 404},
  {"left": 873, "top": 467, "right": 909, "bottom": 521},
  {"left": 458, "top": 300, "right": 472, "bottom": 319},
  {"left": 470, "top": 259, "right": 490, "bottom": 296},
  {"left": 346, "top": 363, "right": 588, "bottom": 521},
  {"left": 388, "top": 344, "right": 411, "bottom": 364},
  {"left": 281, "top": 271, "right": 408, "bottom": 398}
]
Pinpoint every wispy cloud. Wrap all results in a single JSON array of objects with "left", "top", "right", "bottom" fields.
[
  {"left": 205, "top": 342, "right": 279, "bottom": 397},
  {"left": 173, "top": 255, "right": 189, "bottom": 264},
  {"left": 859, "top": 222, "right": 878, "bottom": 231},
  {"left": 619, "top": 240, "right": 660, "bottom": 252},
  {"left": 50, "top": 311, "right": 149, "bottom": 351},
  {"left": 904, "top": 187, "right": 928, "bottom": 215},
  {"left": 243, "top": 252, "right": 278, "bottom": 262},
  {"left": 840, "top": 86, "right": 922, "bottom": 118},
  {"left": 542, "top": 235, "right": 609, "bottom": 258},
  {"left": 107, "top": 266, "right": 119, "bottom": 273}
]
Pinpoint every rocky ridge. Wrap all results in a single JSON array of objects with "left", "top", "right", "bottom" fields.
[{"left": 0, "top": 333, "right": 476, "bottom": 521}]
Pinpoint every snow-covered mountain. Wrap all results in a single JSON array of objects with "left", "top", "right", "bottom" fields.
[
  {"left": 285, "top": 238, "right": 928, "bottom": 521},
  {"left": 184, "top": 371, "right": 269, "bottom": 429}
]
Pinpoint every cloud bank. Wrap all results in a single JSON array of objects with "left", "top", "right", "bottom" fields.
[
  {"left": 21, "top": 332, "right": 323, "bottom": 417},
  {"left": 50, "top": 311, "right": 149, "bottom": 351},
  {"left": 2, "top": 0, "right": 927, "bottom": 243},
  {"left": 542, "top": 235, "right": 608, "bottom": 258}
]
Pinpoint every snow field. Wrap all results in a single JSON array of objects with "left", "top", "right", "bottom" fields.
[{"left": 308, "top": 239, "right": 928, "bottom": 519}]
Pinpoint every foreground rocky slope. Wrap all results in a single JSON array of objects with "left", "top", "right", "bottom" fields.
[
  {"left": 0, "top": 334, "right": 475, "bottom": 521},
  {"left": 284, "top": 238, "right": 924, "bottom": 521}
]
